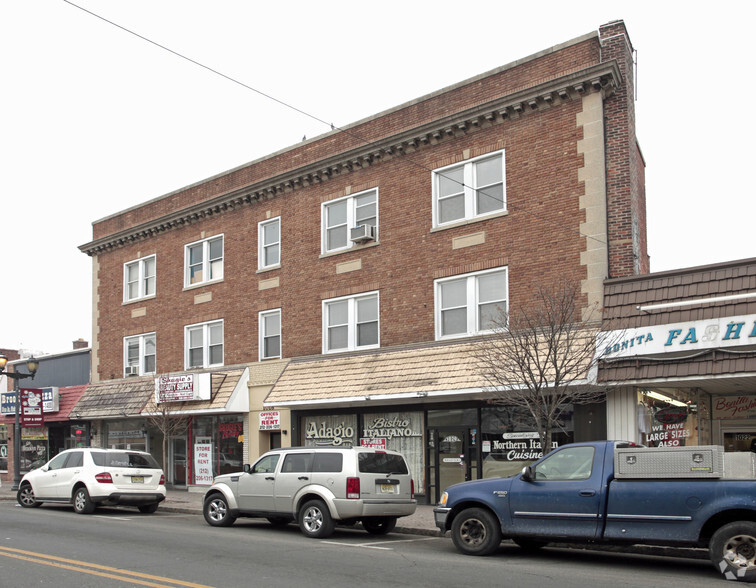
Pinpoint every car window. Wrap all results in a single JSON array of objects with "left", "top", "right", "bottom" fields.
[
  {"left": 65, "top": 451, "right": 84, "bottom": 468},
  {"left": 358, "top": 453, "right": 409, "bottom": 474},
  {"left": 252, "top": 454, "right": 280, "bottom": 474},
  {"left": 533, "top": 446, "right": 595, "bottom": 481},
  {"left": 91, "top": 451, "right": 160, "bottom": 469},
  {"left": 281, "top": 453, "right": 313, "bottom": 473},
  {"left": 46, "top": 453, "right": 69, "bottom": 471},
  {"left": 312, "top": 453, "right": 342, "bottom": 473}
]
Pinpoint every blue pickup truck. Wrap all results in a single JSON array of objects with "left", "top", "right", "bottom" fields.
[{"left": 434, "top": 440, "right": 756, "bottom": 582}]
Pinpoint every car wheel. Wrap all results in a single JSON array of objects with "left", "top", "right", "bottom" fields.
[
  {"left": 451, "top": 507, "right": 502, "bottom": 556},
  {"left": 362, "top": 517, "right": 397, "bottom": 535},
  {"left": 138, "top": 503, "right": 160, "bottom": 514},
  {"left": 73, "top": 487, "right": 96, "bottom": 514},
  {"left": 513, "top": 538, "right": 549, "bottom": 551},
  {"left": 710, "top": 521, "right": 756, "bottom": 582},
  {"left": 267, "top": 516, "right": 290, "bottom": 527},
  {"left": 298, "top": 499, "right": 335, "bottom": 539},
  {"left": 17, "top": 484, "right": 41, "bottom": 508},
  {"left": 203, "top": 494, "right": 237, "bottom": 527}
]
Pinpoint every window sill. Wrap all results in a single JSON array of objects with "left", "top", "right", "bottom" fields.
[
  {"left": 257, "top": 264, "right": 281, "bottom": 274},
  {"left": 183, "top": 278, "right": 224, "bottom": 292},
  {"left": 122, "top": 294, "right": 156, "bottom": 306},
  {"left": 319, "top": 240, "right": 379, "bottom": 259},
  {"left": 431, "top": 210, "right": 508, "bottom": 233}
]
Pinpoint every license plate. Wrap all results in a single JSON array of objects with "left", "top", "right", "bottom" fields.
[
  {"left": 380, "top": 484, "right": 395, "bottom": 494},
  {"left": 131, "top": 476, "right": 144, "bottom": 484}
]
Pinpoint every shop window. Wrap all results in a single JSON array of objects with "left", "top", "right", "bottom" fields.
[{"left": 640, "top": 390, "right": 699, "bottom": 447}]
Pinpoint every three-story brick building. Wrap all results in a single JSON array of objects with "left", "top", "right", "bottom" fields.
[{"left": 78, "top": 20, "right": 648, "bottom": 501}]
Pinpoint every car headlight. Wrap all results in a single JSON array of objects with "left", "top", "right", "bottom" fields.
[{"left": 438, "top": 491, "right": 448, "bottom": 507}]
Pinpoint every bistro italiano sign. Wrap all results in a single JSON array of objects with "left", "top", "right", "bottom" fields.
[{"left": 599, "top": 313, "right": 756, "bottom": 359}]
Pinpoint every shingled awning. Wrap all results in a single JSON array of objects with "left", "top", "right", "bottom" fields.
[{"left": 264, "top": 341, "right": 490, "bottom": 408}]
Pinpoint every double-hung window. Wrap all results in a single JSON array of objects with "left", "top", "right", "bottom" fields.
[
  {"left": 432, "top": 151, "right": 506, "bottom": 227},
  {"left": 259, "top": 309, "right": 281, "bottom": 360},
  {"left": 322, "top": 189, "right": 378, "bottom": 253},
  {"left": 124, "top": 332, "right": 156, "bottom": 376},
  {"left": 258, "top": 218, "right": 281, "bottom": 270},
  {"left": 435, "top": 268, "right": 508, "bottom": 339},
  {"left": 185, "top": 320, "right": 224, "bottom": 369},
  {"left": 124, "top": 255, "right": 156, "bottom": 302},
  {"left": 323, "top": 292, "right": 379, "bottom": 353},
  {"left": 185, "top": 235, "right": 224, "bottom": 286}
]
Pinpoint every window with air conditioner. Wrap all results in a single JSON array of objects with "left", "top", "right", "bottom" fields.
[
  {"left": 432, "top": 151, "right": 506, "bottom": 227},
  {"left": 124, "top": 333, "right": 156, "bottom": 376},
  {"left": 435, "top": 268, "right": 508, "bottom": 339},
  {"left": 323, "top": 292, "right": 379, "bottom": 353},
  {"left": 322, "top": 189, "right": 378, "bottom": 253}
]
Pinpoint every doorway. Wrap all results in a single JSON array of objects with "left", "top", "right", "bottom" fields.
[
  {"left": 428, "top": 427, "right": 478, "bottom": 504},
  {"left": 169, "top": 437, "right": 187, "bottom": 487}
]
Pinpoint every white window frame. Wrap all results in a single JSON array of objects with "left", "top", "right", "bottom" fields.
[
  {"left": 432, "top": 150, "right": 506, "bottom": 227},
  {"left": 123, "top": 255, "right": 156, "bottom": 302},
  {"left": 259, "top": 308, "right": 282, "bottom": 360},
  {"left": 434, "top": 267, "right": 508, "bottom": 340},
  {"left": 123, "top": 332, "right": 156, "bottom": 376},
  {"left": 322, "top": 291, "right": 380, "bottom": 353},
  {"left": 321, "top": 188, "right": 378, "bottom": 254},
  {"left": 185, "top": 320, "right": 224, "bottom": 369},
  {"left": 184, "top": 234, "right": 224, "bottom": 287},
  {"left": 258, "top": 217, "right": 281, "bottom": 270}
]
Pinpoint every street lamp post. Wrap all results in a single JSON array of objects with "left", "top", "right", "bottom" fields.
[{"left": 0, "top": 354, "right": 39, "bottom": 490}]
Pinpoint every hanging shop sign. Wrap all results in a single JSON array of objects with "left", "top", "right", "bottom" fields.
[
  {"left": 259, "top": 411, "right": 281, "bottom": 431},
  {"left": 155, "top": 373, "right": 211, "bottom": 403},
  {"left": 20, "top": 388, "right": 44, "bottom": 427},
  {"left": 599, "top": 313, "right": 756, "bottom": 359}
]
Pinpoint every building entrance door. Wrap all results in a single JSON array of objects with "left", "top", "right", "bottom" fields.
[
  {"left": 429, "top": 427, "right": 477, "bottom": 504},
  {"left": 170, "top": 437, "right": 187, "bottom": 487}
]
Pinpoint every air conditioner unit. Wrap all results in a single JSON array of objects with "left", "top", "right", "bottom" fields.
[
  {"left": 350, "top": 224, "right": 376, "bottom": 243},
  {"left": 124, "top": 365, "right": 139, "bottom": 377}
]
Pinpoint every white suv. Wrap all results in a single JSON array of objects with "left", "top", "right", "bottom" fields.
[
  {"left": 17, "top": 448, "right": 166, "bottom": 514},
  {"left": 203, "top": 446, "right": 416, "bottom": 538}
]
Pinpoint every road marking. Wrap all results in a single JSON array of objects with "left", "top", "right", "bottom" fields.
[
  {"left": 0, "top": 546, "right": 214, "bottom": 588},
  {"left": 323, "top": 537, "right": 438, "bottom": 550},
  {"left": 323, "top": 541, "right": 392, "bottom": 550}
]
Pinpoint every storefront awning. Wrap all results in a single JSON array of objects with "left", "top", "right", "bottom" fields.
[
  {"left": 142, "top": 368, "right": 248, "bottom": 415},
  {"left": 264, "top": 341, "right": 490, "bottom": 408}
]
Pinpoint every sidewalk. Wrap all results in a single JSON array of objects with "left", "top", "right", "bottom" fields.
[{"left": 2, "top": 486, "right": 708, "bottom": 560}]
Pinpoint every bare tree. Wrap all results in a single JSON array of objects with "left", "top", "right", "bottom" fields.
[
  {"left": 143, "top": 399, "right": 189, "bottom": 471},
  {"left": 475, "top": 280, "right": 608, "bottom": 455}
]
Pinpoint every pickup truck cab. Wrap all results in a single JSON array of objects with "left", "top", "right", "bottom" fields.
[{"left": 434, "top": 441, "right": 756, "bottom": 582}]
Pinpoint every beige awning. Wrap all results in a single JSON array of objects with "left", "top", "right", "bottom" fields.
[{"left": 264, "top": 341, "right": 490, "bottom": 408}]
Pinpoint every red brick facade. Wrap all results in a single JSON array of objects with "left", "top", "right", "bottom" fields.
[{"left": 81, "top": 21, "right": 646, "bottom": 382}]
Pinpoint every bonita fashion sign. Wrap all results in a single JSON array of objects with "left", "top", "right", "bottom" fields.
[{"left": 599, "top": 313, "right": 756, "bottom": 359}]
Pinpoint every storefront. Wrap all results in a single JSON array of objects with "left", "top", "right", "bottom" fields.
[{"left": 599, "top": 258, "right": 756, "bottom": 449}]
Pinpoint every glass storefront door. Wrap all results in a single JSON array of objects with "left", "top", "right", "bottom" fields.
[
  {"left": 170, "top": 437, "right": 187, "bottom": 486},
  {"left": 429, "top": 427, "right": 477, "bottom": 504}
]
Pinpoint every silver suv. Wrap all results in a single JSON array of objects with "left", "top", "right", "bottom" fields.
[{"left": 202, "top": 446, "right": 416, "bottom": 538}]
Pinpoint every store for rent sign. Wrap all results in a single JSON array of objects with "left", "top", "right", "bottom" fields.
[{"left": 194, "top": 443, "right": 213, "bottom": 485}]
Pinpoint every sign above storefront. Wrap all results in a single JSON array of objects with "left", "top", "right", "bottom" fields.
[
  {"left": 1, "top": 387, "right": 59, "bottom": 415},
  {"left": 599, "top": 313, "right": 756, "bottom": 359},
  {"left": 713, "top": 395, "right": 756, "bottom": 420},
  {"left": 155, "top": 373, "right": 211, "bottom": 403},
  {"left": 21, "top": 388, "right": 44, "bottom": 427}
]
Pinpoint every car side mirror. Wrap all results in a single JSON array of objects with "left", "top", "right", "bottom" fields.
[
  {"left": 520, "top": 465, "right": 535, "bottom": 483},
  {"left": 243, "top": 464, "right": 250, "bottom": 473}
]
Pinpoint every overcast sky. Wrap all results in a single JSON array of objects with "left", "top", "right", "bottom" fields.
[{"left": 1, "top": 1, "right": 754, "bottom": 356}]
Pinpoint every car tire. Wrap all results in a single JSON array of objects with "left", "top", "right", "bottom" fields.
[
  {"left": 451, "top": 507, "right": 502, "bottom": 556},
  {"left": 17, "top": 484, "right": 41, "bottom": 508},
  {"left": 267, "top": 516, "right": 290, "bottom": 527},
  {"left": 362, "top": 517, "right": 397, "bottom": 535},
  {"left": 298, "top": 499, "right": 335, "bottom": 539},
  {"left": 203, "top": 494, "right": 237, "bottom": 527},
  {"left": 138, "top": 503, "right": 160, "bottom": 514},
  {"left": 710, "top": 521, "right": 756, "bottom": 582},
  {"left": 73, "top": 487, "right": 96, "bottom": 514}
]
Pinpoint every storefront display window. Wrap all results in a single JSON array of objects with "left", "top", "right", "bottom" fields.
[
  {"left": 21, "top": 427, "right": 49, "bottom": 471},
  {"left": 191, "top": 415, "right": 244, "bottom": 484},
  {"left": 639, "top": 390, "right": 702, "bottom": 447},
  {"left": 480, "top": 405, "right": 574, "bottom": 478},
  {"left": 107, "top": 420, "right": 148, "bottom": 451},
  {"left": 0, "top": 424, "right": 8, "bottom": 471},
  {"left": 361, "top": 412, "right": 424, "bottom": 491}
]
